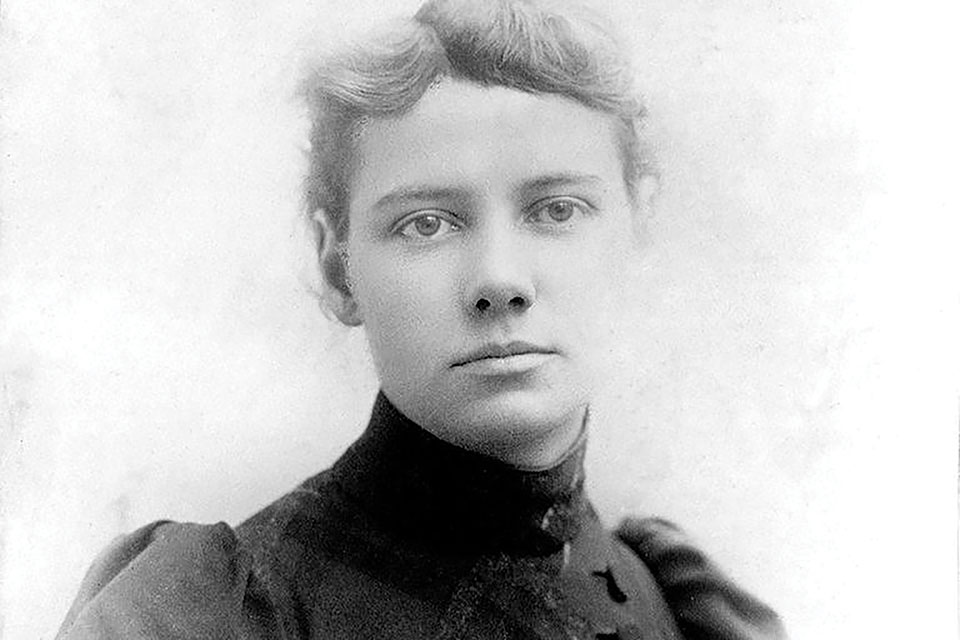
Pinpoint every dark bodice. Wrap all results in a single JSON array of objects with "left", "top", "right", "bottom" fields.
[
  {"left": 56, "top": 393, "right": 786, "bottom": 640},
  {"left": 236, "top": 392, "right": 682, "bottom": 639}
]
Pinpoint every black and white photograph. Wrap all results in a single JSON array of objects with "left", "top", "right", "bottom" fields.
[{"left": 1, "top": 0, "right": 957, "bottom": 638}]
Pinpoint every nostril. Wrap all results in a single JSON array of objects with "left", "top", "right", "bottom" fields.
[
  {"left": 509, "top": 295, "right": 527, "bottom": 309},
  {"left": 475, "top": 298, "right": 491, "bottom": 312}
]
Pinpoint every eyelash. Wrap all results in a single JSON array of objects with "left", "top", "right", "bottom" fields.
[
  {"left": 393, "top": 210, "right": 461, "bottom": 240},
  {"left": 524, "top": 197, "right": 593, "bottom": 225},
  {"left": 392, "top": 197, "right": 594, "bottom": 240}
]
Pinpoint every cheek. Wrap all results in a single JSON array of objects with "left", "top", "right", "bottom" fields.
[
  {"left": 547, "top": 232, "right": 629, "bottom": 320},
  {"left": 541, "top": 229, "right": 634, "bottom": 381},
  {"left": 349, "top": 250, "right": 457, "bottom": 361}
]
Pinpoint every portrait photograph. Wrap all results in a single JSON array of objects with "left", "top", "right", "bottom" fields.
[{"left": 0, "top": 0, "right": 957, "bottom": 638}]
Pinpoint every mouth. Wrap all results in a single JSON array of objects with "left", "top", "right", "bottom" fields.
[{"left": 452, "top": 341, "right": 557, "bottom": 369}]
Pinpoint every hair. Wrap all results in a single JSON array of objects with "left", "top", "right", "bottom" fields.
[{"left": 300, "top": 0, "right": 652, "bottom": 250}]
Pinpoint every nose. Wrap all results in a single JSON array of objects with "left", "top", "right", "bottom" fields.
[{"left": 466, "top": 225, "right": 536, "bottom": 318}]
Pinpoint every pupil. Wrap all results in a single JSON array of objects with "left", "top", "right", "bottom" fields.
[
  {"left": 548, "top": 202, "right": 573, "bottom": 221},
  {"left": 415, "top": 215, "right": 441, "bottom": 235}
]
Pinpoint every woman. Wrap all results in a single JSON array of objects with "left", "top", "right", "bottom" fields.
[{"left": 57, "top": 0, "right": 786, "bottom": 638}]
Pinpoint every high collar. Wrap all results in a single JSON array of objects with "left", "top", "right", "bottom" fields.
[{"left": 331, "top": 391, "right": 590, "bottom": 557}]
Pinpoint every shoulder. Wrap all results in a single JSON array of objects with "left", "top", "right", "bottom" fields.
[
  {"left": 56, "top": 520, "right": 285, "bottom": 640},
  {"left": 235, "top": 470, "right": 348, "bottom": 580},
  {"left": 615, "top": 517, "right": 788, "bottom": 640}
]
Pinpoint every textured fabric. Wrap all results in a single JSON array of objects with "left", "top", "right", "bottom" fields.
[
  {"left": 55, "top": 522, "right": 281, "bottom": 640},
  {"left": 57, "top": 392, "right": 786, "bottom": 639}
]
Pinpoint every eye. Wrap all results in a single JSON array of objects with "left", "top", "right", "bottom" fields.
[
  {"left": 526, "top": 197, "right": 590, "bottom": 225},
  {"left": 395, "top": 211, "right": 460, "bottom": 239}
]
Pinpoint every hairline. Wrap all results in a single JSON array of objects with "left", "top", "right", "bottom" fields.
[
  {"left": 302, "top": 1, "right": 653, "bottom": 243},
  {"left": 335, "top": 82, "right": 644, "bottom": 237}
]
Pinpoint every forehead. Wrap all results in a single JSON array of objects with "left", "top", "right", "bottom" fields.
[{"left": 348, "top": 80, "right": 625, "bottom": 212}]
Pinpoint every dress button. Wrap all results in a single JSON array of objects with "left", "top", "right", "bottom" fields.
[{"left": 592, "top": 566, "right": 628, "bottom": 603}]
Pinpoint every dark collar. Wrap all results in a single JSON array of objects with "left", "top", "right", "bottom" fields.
[{"left": 331, "top": 391, "right": 589, "bottom": 556}]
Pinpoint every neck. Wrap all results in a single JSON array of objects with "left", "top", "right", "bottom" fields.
[{"left": 332, "top": 391, "right": 590, "bottom": 555}]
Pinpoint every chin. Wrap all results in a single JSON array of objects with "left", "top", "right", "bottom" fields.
[{"left": 440, "top": 386, "right": 586, "bottom": 450}]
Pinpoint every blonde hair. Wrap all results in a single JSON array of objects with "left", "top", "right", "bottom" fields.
[{"left": 301, "top": 0, "right": 651, "bottom": 244}]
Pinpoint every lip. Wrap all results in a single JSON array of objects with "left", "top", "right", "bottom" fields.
[{"left": 452, "top": 341, "right": 557, "bottom": 370}]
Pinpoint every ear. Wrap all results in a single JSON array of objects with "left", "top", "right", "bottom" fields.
[
  {"left": 312, "top": 209, "right": 362, "bottom": 326},
  {"left": 630, "top": 174, "right": 660, "bottom": 239},
  {"left": 636, "top": 174, "right": 659, "bottom": 218}
]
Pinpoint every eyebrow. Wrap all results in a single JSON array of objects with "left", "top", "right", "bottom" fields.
[
  {"left": 372, "top": 186, "right": 472, "bottom": 211},
  {"left": 370, "top": 172, "right": 606, "bottom": 211},
  {"left": 518, "top": 172, "right": 605, "bottom": 195}
]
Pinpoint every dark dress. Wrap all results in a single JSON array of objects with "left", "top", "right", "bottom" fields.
[{"left": 57, "top": 392, "right": 786, "bottom": 639}]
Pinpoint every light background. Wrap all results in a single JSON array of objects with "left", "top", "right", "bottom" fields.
[{"left": 1, "top": 1, "right": 957, "bottom": 638}]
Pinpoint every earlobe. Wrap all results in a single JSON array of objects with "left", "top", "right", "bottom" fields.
[{"left": 312, "top": 209, "right": 363, "bottom": 327}]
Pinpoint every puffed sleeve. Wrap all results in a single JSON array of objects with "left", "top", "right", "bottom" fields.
[
  {"left": 616, "top": 517, "right": 788, "bottom": 640},
  {"left": 55, "top": 521, "right": 285, "bottom": 640}
]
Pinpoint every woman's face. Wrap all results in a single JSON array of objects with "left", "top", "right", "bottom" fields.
[{"left": 340, "top": 80, "right": 638, "bottom": 465}]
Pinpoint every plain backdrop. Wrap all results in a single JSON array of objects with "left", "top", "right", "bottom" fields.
[{"left": 1, "top": 1, "right": 957, "bottom": 638}]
